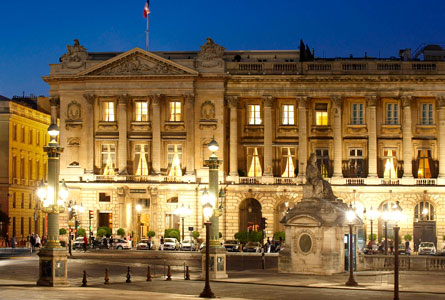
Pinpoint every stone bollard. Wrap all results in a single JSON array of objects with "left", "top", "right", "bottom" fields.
[
  {"left": 126, "top": 266, "right": 131, "bottom": 283},
  {"left": 81, "top": 270, "right": 87, "bottom": 287},
  {"left": 104, "top": 268, "right": 110, "bottom": 284},
  {"left": 185, "top": 266, "right": 190, "bottom": 280},
  {"left": 166, "top": 265, "right": 172, "bottom": 281},
  {"left": 146, "top": 266, "right": 152, "bottom": 282}
]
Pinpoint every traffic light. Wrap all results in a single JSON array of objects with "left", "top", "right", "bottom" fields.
[
  {"left": 261, "top": 217, "right": 267, "bottom": 229},
  {"left": 89, "top": 226, "right": 92, "bottom": 231},
  {"left": 88, "top": 210, "right": 94, "bottom": 219},
  {"left": 69, "top": 228, "right": 73, "bottom": 233}
]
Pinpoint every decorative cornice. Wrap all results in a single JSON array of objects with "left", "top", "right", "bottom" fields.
[
  {"left": 262, "top": 95, "right": 275, "bottom": 107},
  {"left": 437, "top": 94, "right": 445, "bottom": 108},
  {"left": 184, "top": 93, "right": 195, "bottom": 105},
  {"left": 50, "top": 97, "right": 60, "bottom": 107}
]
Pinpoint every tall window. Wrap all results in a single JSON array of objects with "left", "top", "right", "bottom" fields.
[
  {"left": 103, "top": 102, "right": 115, "bottom": 121},
  {"left": 12, "top": 193, "right": 16, "bottom": 208},
  {"left": 351, "top": 103, "right": 364, "bottom": 125},
  {"left": 281, "top": 147, "right": 296, "bottom": 177},
  {"left": 12, "top": 124, "right": 17, "bottom": 141},
  {"left": 414, "top": 201, "right": 435, "bottom": 221},
  {"left": 417, "top": 149, "right": 432, "bottom": 178},
  {"left": 282, "top": 105, "right": 295, "bottom": 125},
  {"left": 28, "top": 158, "right": 33, "bottom": 181},
  {"left": 36, "top": 132, "right": 40, "bottom": 146},
  {"left": 248, "top": 105, "right": 261, "bottom": 125},
  {"left": 12, "top": 156, "right": 17, "bottom": 180},
  {"left": 20, "top": 217, "right": 24, "bottom": 236},
  {"left": 169, "top": 101, "right": 182, "bottom": 122},
  {"left": 167, "top": 144, "right": 182, "bottom": 177},
  {"left": 315, "top": 149, "right": 330, "bottom": 178},
  {"left": 383, "top": 149, "right": 398, "bottom": 179},
  {"left": 36, "top": 160, "right": 40, "bottom": 180},
  {"left": 101, "top": 144, "right": 116, "bottom": 175},
  {"left": 20, "top": 157, "right": 25, "bottom": 180},
  {"left": 21, "top": 127, "right": 25, "bottom": 143},
  {"left": 21, "top": 193, "right": 24, "bottom": 209},
  {"left": 29, "top": 129, "right": 33, "bottom": 145},
  {"left": 386, "top": 103, "right": 399, "bottom": 124},
  {"left": 421, "top": 103, "right": 434, "bottom": 125},
  {"left": 29, "top": 194, "right": 32, "bottom": 209},
  {"left": 247, "top": 147, "right": 262, "bottom": 177},
  {"left": 134, "top": 144, "right": 149, "bottom": 175},
  {"left": 348, "top": 148, "right": 365, "bottom": 178},
  {"left": 135, "top": 101, "right": 148, "bottom": 122},
  {"left": 315, "top": 103, "right": 328, "bottom": 126}
]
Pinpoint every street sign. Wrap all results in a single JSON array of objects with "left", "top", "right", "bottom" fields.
[{"left": 188, "top": 227, "right": 194, "bottom": 231}]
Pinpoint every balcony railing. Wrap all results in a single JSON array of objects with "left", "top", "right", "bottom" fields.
[
  {"left": 240, "top": 177, "right": 261, "bottom": 184},
  {"left": 381, "top": 179, "right": 400, "bottom": 185},
  {"left": 345, "top": 178, "right": 365, "bottom": 185},
  {"left": 415, "top": 178, "right": 437, "bottom": 185},
  {"left": 274, "top": 177, "right": 297, "bottom": 185}
]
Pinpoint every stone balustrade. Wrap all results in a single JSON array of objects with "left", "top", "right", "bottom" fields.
[{"left": 358, "top": 254, "right": 445, "bottom": 271}]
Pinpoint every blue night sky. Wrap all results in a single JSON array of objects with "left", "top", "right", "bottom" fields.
[{"left": 0, "top": 0, "right": 444, "bottom": 98}]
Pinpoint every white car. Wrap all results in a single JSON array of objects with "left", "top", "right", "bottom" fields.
[
  {"left": 162, "top": 238, "right": 180, "bottom": 250},
  {"left": 180, "top": 238, "right": 198, "bottom": 251},
  {"left": 418, "top": 242, "right": 436, "bottom": 255},
  {"left": 112, "top": 238, "right": 131, "bottom": 250}
]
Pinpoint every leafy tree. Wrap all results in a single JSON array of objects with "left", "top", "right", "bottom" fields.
[
  {"left": 164, "top": 229, "right": 180, "bottom": 241},
  {"left": 235, "top": 231, "right": 263, "bottom": 243},
  {"left": 117, "top": 228, "right": 125, "bottom": 236},
  {"left": 192, "top": 231, "right": 200, "bottom": 239},
  {"left": 273, "top": 231, "right": 285, "bottom": 241},
  {"left": 59, "top": 228, "right": 67, "bottom": 235},
  {"left": 368, "top": 233, "right": 377, "bottom": 241},
  {"left": 97, "top": 228, "right": 108, "bottom": 238},
  {"left": 219, "top": 232, "right": 223, "bottom": 239},
  {"left": 77, "top": 228, "right": 86, "bottom": 237},
  {"left": 147, "top": 230, "right": 155, "bottom": 237},
  {"left": 404, "top": 234, "right": 412, "bottom": 241}
]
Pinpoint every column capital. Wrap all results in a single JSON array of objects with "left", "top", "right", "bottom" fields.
[
  {"left": 296, "top": 95, "right": 309, "bottom": 108},
  {"left": 184, "top": 93, "right": 195, "bottom": 105},
  {"left": 330, "top": 95, "right": 344, "bottom": 109},
  {"left": 436, "top": 94, "right": 445, "bottom": 108},
  {"left": 83, "top": 93, "right": 96, "bottom": 105},
  {"left": 262, "top": 95, "right": 275, "bottom": 107},
  {"left": 149, "top": 94, "right": 162, "bottom": 105},
  {"left": 401, "top": 95, "right": 414, "bottom": 107},
  {"left": 118, "top": 94, "right": 130, "bottom": 105},
  {"left": 366, "top": 95, "right": 379, "bottom": 107},
  {"left": 225, "top": 95, "right": 239, "bottom": 108},
  {"left": 49, "top": 97, "right": 60, "bottom": 107}
]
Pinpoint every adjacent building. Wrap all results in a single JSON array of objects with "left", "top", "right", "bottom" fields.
[{"left": 44, "top": 39, "right": 445, "bottom": 250}]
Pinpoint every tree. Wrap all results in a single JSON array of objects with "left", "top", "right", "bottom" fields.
[
  {"left": 117, "top": 228, "right": 125, "bottom": 237},
  {"left": 273, "top": 231, "right": 285, "bottom": 241},
  {"left": 59, "top": 228, "right": 67, "bottom": 235},
  {"left": 77, "top": 228, "right": 86, "bottom": 237},
  {"left": 97, "top": 228, "right": 108, "bottom": 238},
  {"left": 164, "top": 229, "right": 180, "bottom": 241},
  {"left": 369, "top": 233, "right": 377, "bottom": 241},
  {"left": 147, "top": 230, "right": 155, "bottom": 237},
  {"left": 404, "top": 234, "right": 412, "bottom": 241},
  {"left": 192, "top": 231, "right": 200, "bottom": 239},
  {"left": 97, "top": 226, "right": 112, "bottom": 237}
]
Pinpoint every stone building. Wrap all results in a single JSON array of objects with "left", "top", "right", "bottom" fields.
[
  {"left": 44, "top": 39, "right": 445, "bottom": 249},
  {"left": 0, "top": 96, "right": 51, "bottom": 241}
]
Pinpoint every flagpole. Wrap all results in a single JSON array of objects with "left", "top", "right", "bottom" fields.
[{"left": 146, "top": 14, "right": 149, "bottom": 52}]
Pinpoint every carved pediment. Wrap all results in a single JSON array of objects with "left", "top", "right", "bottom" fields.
[{"left": 80, "top": 48, "right": 198, "bottom": 77}]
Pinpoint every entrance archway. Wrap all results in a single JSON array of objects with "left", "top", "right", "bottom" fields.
[
  {"left": 239, "top": 198, "right": 262, "bottom": 232},
  {"left": 413, "top": 200, "right": 436, "bottom": 250},
  {"left": 274, "top": 200, "right": 294, "bottom": 233}
]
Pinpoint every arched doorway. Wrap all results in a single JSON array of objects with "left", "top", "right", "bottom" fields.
[
  {"left": 239, "top": 198, "right": 262, "bottom": 232},
  {"left": 274, "top": 201, "right": 294, "bottom": 233},
  {"left": 413, "top": 200, "right": 436, "bottom": 250}
]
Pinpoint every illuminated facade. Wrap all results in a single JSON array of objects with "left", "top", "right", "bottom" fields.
[{"left": 45, "top": 39, "right": 445, "bottom": 249}]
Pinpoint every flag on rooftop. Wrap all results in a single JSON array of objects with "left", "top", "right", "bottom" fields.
[{"left": 144, "top": 0, "right": 151, "bottom": 18}]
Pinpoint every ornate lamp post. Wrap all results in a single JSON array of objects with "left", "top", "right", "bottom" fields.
[
  {"left": 345, "top": 205, "right": 358, "bottom": 286},
  {"left": 36, "top": 115, "right": 69, "bottom": 286},
  {"left": 382, "top": 210, "right": 390, "bottom": 255},
  {"left": 174, "top": 204, "right": 192, "bottom": 241},
  {"left": 200, "top": 192, "right": 215, "bottom": 298},
  {"left": 368, "top": 207, "right": 380, "bottom": 253},
  {"left": 390, "top": 201, "right": 403, "bottom": 300}
]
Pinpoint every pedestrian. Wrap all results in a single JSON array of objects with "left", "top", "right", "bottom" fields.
[
  {"left": 30, "top": 233, "right": 36, "bottom": 250},
  {"left": 83, "top": 235, "right": 88, "bottom": 252},
  {"left": 35, "top": 234, "right": 41, "bottom": 248},
  {"left": 148, "top": 236, "right": 152, "bottom": 250},
  {"left": 42, "top": 235, "right": 47, "bottom": 246},
  {"left": 405, "top": 240, "right": 410, "bottom": 256},
  {"left": 266, "top": 237, "right": 271, "bottom": 253},
  {"left": 11, "top": 236, "right": 16, "bottom": 249},
  {"left": 4, "top": 233, "right": 9, "bottom": 247},
  {"left": 160, "top": 236, "right": 164, "bottom": 251}
]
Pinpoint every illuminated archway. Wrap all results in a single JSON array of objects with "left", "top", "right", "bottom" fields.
[{"left": 239, "top": 198, "right": 262, "bottom": 232}]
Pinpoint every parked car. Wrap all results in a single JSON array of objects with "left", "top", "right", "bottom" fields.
[
  {"left": 436, "top": 246, "right": 445, "bottom": 256},
  {"left": 224, "top": 240, "right": 241, "bottom": 252},
  {"left": 162, "top": 238, "right": 180, "bottom": 250},
  {"left": 243, "top": 242, "right": 262, "bottom": 253},
  {"left": 418, "top": 242, "right": 436, "bottom": 255},
  {"left": 180, "top": 238, "right": 198, "bottom": 251},
  {"left": 73, "top": 237, "right": 87, "bottom": 250},
  {"left": 112, "top": 238, "right": 131, "bottom": 250},
  {"left": 136, "top": 239, "right": 155, "bottom": 250}
]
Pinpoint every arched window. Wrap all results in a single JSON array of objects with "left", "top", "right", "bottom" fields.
[{"left": 414, "top": 201, "right": 435, "bottom": 221}]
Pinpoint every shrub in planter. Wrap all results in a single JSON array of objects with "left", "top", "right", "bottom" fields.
[
  {"left": 77, "top": 228, "right": 86, "bottom": 237},
  {"left": 164, "top": 229, "right": 180, "bottom": 241},
  {"left": 273, "top": 231, "right": 285, "bottom": 241},
  {"left": 147, "top": 230, "right": 155, "bottom": 237},
  {"left": 192, "top": 231, "right": 200, "bottom": 239},
  {"left": 117, "top": 228, "right": 125, "bottom": 236},
  {"left": 368, "top": 233, "right": 377, "bottom": 241},
  {"left": 59, "top": 228, "right": 67, "bottom": 235},
  {"left": 404, "top": 234, "right": 412, "bottom": 242},
  {"left": 97, "top": 228, "right": 108, "bottom": 238}
]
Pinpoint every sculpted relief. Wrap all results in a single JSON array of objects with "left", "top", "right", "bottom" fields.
[
  {"left": 65, "top": 101, "right": 82, "bottom": 130},
  {"left": 196, "top": 38, "right": 225, "bottom": 68},
  {"left": 201, "top": 101, "right": 215, "bottom": 120},
  {"left": 60, "top": 39, "right": 88, "bottom": 69}
]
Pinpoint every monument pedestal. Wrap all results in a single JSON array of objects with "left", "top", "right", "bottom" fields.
[
  {"left": 201, "top": 246, "right": 228, "bottom": 279},
  {"left": 37, "top": 247, "right": 69, "bottom": 286}
]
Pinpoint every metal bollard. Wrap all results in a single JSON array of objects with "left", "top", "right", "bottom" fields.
[
  {"left": 166, "top": 265, "right": 172, "bottom": 281},
  {"left": 126, "top": 266, "right": 131, "bottom": 283},
  {"left": 185, "top": 266, "right": 190, "bottom": 280},
  {"left": 146, "top": 265, "right": 152, "bottom": 282},
  {"left": 81, "top": 270, "right": 87, "bottom": 287},
  {"left": 104, "top": 268, "right": 110, "bottom": 284}
]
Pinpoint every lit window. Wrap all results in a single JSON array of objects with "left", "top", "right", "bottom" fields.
[
  {"left": 281, "top": 147, "right": 296, "bottom": 177},
  {"left": 103, "top": 102, "right": 115, "bottom": 122},
  {"left": 383, "top": 149, "right": 398, "bottom": 179},
  {"left": 248, "top": 105, "right": 261, "bottom": 125},
  {"left": 169, "top": 101, "right": 182, "bottom": 122},
  {"left": 247, "top": 147, "right": 262, "bottom": 177},
  {"left": 421, "top": 103, "right": 433, "bottom": 125},
  {"left": 167, "top": 144, "right": 182, "bottom": 177},
  {"left": 315, "top": 149, "right": 330, "bottom": 178},
  {"left": 348, "top": 148, "right": 365, "bottom": 178},
  {"left": 135, "top": 101, "right": 148, "bottom": 122},
  {"left": 351, "top": 103, "right": 364, "bottom": 125},
  {"left": 282, "top": 105, "right": 295, "bottom": 125},
  {"left": 101, "top": 144, "right": 116, "bottom": 175},
  {"left": 386, "top": 103, "right": 399, "bottom": 125},
  {"left": 414, "top": 201, "right": 435, "bottom": 221},
  {"left": 135, "top": 144, "right": 149, "bottom": 176},
  {"left": 315, "top": 103, "right": 328, "bottom": 126},
  {"left": 417, "top": 149, "right": 432, "bottom": 178}
]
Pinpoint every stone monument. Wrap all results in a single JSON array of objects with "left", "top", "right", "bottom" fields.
[{"left": 279, "top": 153, "right": 361, "bottom": 275}]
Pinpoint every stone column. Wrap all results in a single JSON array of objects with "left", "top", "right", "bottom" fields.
[
  {"left": 118, "top": 94, "right": 129, "bottom": 174},
  {"left": 437, "top": 95, "right": 445, "bottom": 179},
  {"left": 83, "top": 94, "right": 96, "bottom": 174},
  {"left": 331, "top": 95, "right": 343, "bottom": 178},
  {"left": 367, "top": 96, "right": 378, "bottom": 178},
  {"left": 150, "top": 94, "right": 162, "bottom": 175},
  {"left": 402, "top": 95, "right": 413, "bottom": 178},
  {"left": 262, "top": 95, "right": 274, "bottom": 177},
  {"left": 226, "top": 95, "right": 239, "bottom": 177},
  {"left": 297, "top": 96, "right": 308, "bottom": 178},
  {"left": 184, "top": 94, "right": 195, "bottom": 175}
]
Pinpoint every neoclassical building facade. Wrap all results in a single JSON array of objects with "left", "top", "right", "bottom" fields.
[{"left": 44, "top": 39, "right": 445, "bottom": 249}]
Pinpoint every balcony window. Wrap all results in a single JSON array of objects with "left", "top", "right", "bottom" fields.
[
  {"left": 135, "top": 101, "right": 149, "bottom": 122},
  {"left": 315, "top": 149, "right": 330, "bottom": 178},
  {"left": 421, "top": 103, "right": 434, "bottom": 125},
  {"left": 101, "top": 144, "right": 116, "bottom": 175},
  {"left": 282, "top": 105, "right": 295, "bottom": 125},
  {"left": 169, "top": 101, "right": 182, "bottom": 122},
  {"left": 383, "top": 149, "right": 398, "bottom": 179},
  {"left": 247, "top": 147, "right": 262, "bottom": 177},
  {"left": 315, "top": 103, "right": 328, "bottom": 126},
  {"left": 348, "top": 148, "right": 365, "bottom": 178},
  {"left": 281, "top": 147, "right": 296, "bottom": 177},
  {"left": 103, "top": 102, "right": 115, "bottom": 122},
  {"left": 167, "top": 144, "right": 182, "bottom": 177},
  {"left": 135, "top": 144, "right": 149, "bottom": 176},
  {"left": 351, "top": 103, "right": 364, "bottom": 125},
  {"left": 386, "top": 103, "right": 399, "bottom": 125},
  {"left": 248, "top": 105, "right": 261, "bottom": 125},
  {"left": 417, "top": 149, "right": 432, "bottom": 178}
]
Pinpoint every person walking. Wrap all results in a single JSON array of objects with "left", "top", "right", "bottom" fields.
[
  {"left": 160, "top": 236, "right": 164, "bottom": 251},
  {"left": 83, "top": 235, "right": 88, "bottom": 252},
  {"left": 4, "top": 233, "right": 9, "bottom": 247},
  {"left": 30, "top": 233, "right": 36, "bottom": 251},
  {"left": 35, "top": 234, "right": 41, "bottom": 249},
  {"left": 11, "top": 236, "right": 16, "bottom": 249},
  {"left": 405, "top": 240, "right": 411, "bottom": 255}
]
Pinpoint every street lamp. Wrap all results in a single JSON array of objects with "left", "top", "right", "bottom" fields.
[
  {"left": 345, "top": 205, "right": 358, "bottom": 287},
  {"left": 390, "top": 201, "right": 403, "bottom": 300},
  {"left": 200, "top": 192, "right": 215, "bottom": 299},
  {"left": 174, "top": 204, "right": 192, "bottom": 241},
  {"left": 382, "top": 210, "right": 390, "bottom": 255},
  {"left": 368, "top": 207, "right": 380, "bottom": 253}
]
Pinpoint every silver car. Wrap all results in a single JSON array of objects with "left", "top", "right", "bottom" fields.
[
  {"left": 163, "top": 238, "right": 180, "bottom": 250},
  {"left": 418, "top": 242, "right": 436, "bottom": 255},
  {"left": 180, "top": 238, "right": 198, "bottom": 251}
]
